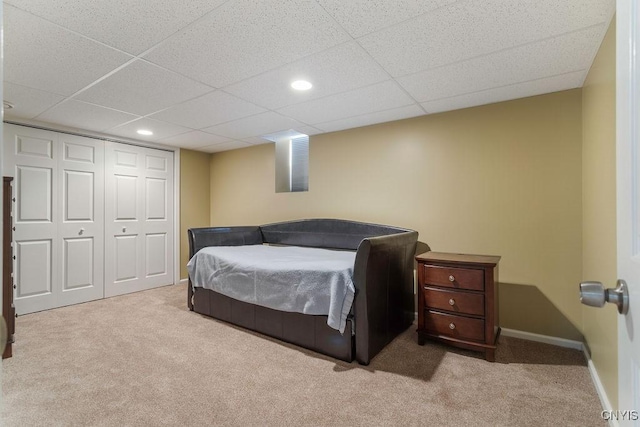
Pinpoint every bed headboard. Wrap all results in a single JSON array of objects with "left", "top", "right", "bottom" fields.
[
  {"left": 188, "top": 226, "right": 263, "bottom": 257},
  {"left": 259, "top": 219, "right": 412, "bottom": 251}
]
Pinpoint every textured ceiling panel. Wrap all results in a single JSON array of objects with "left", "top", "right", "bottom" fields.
[
  {"left": 3, "top": 83, "right": 65, "bottom": 120},
  {"left": 199, "top": 140, "right": 252, "bottom": 153},
  {"left": 37, "top": 100, "right": 139, "bottom": 132},
  {"left": 277, "top": 80, "right": 417, "bottom": 125},
  {"left": 75, "top": 60, "right": 213, "bottom": 116},
  {"left": 202, "top": 111, "right": 306, "bottom": 140},
  {"left": 143, "top": 0, "right": 351, "bottom": 87},
  {"left": 316, "top": 104, "right": 425, "bottom": 133},
  {"left": 4, "top": 0, "right": 228, "bottom": 55},
  {"left": 317, "top": 0, "right": 447, "bottom": 38},
  {"left": 149, "top": 90, "right": 266, "bottom": 130},
  {"left": 158, "top": 131, "right": 232, "bottom": 149},
  {"left": 4, "top": 5, "right": 131, "bottom": 96},
  {"left": 420, "top": 71, "right": 585, "bottom": 114},
  {"left": 358, "top": 0, "right": 614, "bottom": 77},
  {"left": 107, "top": 117, "right": 191, "bottom": 141},
  {"left": 398, "top": 26, "right": 603, "bottom": 102},
  {"left": 224, "top": 42, "right": 389, "bottom": 110}
]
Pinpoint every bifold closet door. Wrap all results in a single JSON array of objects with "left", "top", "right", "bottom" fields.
[
  {"left": 104, "top": 142, "right": 174, "bottom": 297},
  {"left": 4, "top": 124, "right": 104, "bottom": 315}
]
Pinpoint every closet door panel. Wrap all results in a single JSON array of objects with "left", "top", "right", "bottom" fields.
[
  {"left": 6, "top": 125, "right": 58, "bottom": 314},
  {"left": 57, "top": 134, "right": 104, "bottom": 307},
  {"left": 63, "top": 237, "right": 93, "bottom": 290},
  {"left": 4, "top": 125, "right": 105, "bottom": 314},
  {"left": 16, "top": 240, "right": 52, "bottom": 298},
  {"left": 142, "top": 148, "right": 174, "bottom": 288},
  {"left": 105, "top": 143, "right": 173, "bottom": 297}
]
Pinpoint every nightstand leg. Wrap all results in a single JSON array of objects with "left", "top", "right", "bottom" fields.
[
  {"left": 485, "top": 348, "right": 495, "bottom": 362},
  {"left": 418, "top": 333, "right": 426, "bottom": 346}
]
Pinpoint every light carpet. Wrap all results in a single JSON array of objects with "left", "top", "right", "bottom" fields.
[{"left": 2, "top": 283, "right": 605, "bottom": 426}]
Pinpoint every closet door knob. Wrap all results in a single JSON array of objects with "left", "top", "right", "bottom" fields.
[
  {"left": 79, "top": 228, "right": 85, "bottom": 235},
  {"left": 122, "top": 227, "right": 126, "bottom": 232}
]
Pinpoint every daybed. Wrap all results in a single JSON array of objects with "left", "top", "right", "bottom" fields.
[{"left": 187, "top": 219, "right": 419, "bottom": 365}]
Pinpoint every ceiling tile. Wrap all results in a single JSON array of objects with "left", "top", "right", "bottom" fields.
[
  {"left": 4, "top": 0, "right": 227, "bottom": 55},
  {"left": 224, "top": 42, "right": 389, "bottom": 110},
  {"left": 199, "top": 141, "right": 253, "bottom": 153},
  {"left": 75, "top": 60, "right": 213, "bottom": 116},
  {"left": 3, "top": 83, "right": 66, "bottom": 120},
  {"left": 420, "top": 71, "right": 585, "bottom": 114},
  {"left": 277, "top": 80, "right": 416, "bottom": 125},
  {"left": 144, "top": 0, "right": 351, "bottom": 87},
  {"left": 106, "top": 118, "right": 192, "bottom": 141},
  {"left": 4, "top": 5, "right": 132, "bottom": 96},
  {"left": 242, "top": 137, "right": 272, "bottom": 145},
  {"left": 317, "top": 0, "right": 443, "bottom": 38},
  {"left": 358, "top": 0, "right": 614, "bottom": 77},
  {"left": 149, "top": 91, "right": 266, "bottom": 129},
  {"left": 158, "top": 130, "right": 232, "bottom": 149},
  {"left": 36, "top": 100, "right": 139, "bottom": 132},
  {"left": 315, "top": 105, "right": 425, "bottom": 133},
  {"left": 398, "top": 26, "right": 603, "bottom": 102},
  {"left": 296, "top": 125, "right": 323, "bottom": 136},
  {"left": 202, "top": 112, "right": 306, "bottom": 140}
]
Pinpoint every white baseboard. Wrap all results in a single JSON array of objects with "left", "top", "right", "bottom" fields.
[
  {"left": 584, "top": 349, "right": 616, "bottom": 427},
  {"left": 501, "top": 328, "right": 613, "bottom": 426},
  {"left": 500, "top": 328, "right": 583, "bottom": 350},
  {"left": 179, "top": 278, "right": 188, "bottom": 285}
]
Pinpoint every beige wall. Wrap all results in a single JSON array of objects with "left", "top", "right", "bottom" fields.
[
  {"left": 582, "top": 18, "right": 617, "bottom": 407},
  {"left": 210, "top": 90, "right": 584, "bottom": 339},
  {"left": 180, "top": 149, "right": 211, "bottom": 279}
]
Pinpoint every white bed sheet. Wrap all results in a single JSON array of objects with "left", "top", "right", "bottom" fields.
[{"left": 187, "top": 245, "right": 356, "bottom": 333}]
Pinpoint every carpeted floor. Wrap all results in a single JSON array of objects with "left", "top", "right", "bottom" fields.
[{"left": 2, "top": 283, "right": 605, "bottom": 426}]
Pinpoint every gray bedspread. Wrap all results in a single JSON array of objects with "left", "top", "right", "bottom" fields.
[{"left": 187, "top": 245, "right": 356, "bottom": 333}]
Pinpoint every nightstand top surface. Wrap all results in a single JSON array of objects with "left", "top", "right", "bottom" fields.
[{"left": 416, "top": 251, "right": 500, "bottom": 266}]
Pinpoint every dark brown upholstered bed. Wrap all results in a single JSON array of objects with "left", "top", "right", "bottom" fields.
[{"left": 188, "top": 219, "right": 419, "bottom": 365}]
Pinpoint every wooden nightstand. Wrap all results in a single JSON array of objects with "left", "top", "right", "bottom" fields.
[{"left": 416, "top": 252, "right": 501, "bottom": 362}]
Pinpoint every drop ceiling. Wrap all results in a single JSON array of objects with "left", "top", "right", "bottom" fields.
[{"left": 3, "top": 0, "right": 615, "bottom": 153}]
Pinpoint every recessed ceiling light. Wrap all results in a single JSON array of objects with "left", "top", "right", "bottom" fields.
[
  {"left": 137, "top": 129, "right": 153, "bottom": 136},
  {"left": 3, "top": 101, "right": 14, "bottom": 110},
  {"left": 291, "top": 80, "right": 312, "bottom": 91}
]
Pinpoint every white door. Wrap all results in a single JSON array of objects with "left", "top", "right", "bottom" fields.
[
  {"left": 3, "top": 124, "right": 105, "bottom": 314},
  {"left": 6, "top": 125, "right": 58, "bottom": 314},
  {"left": 104, "top": 142, "right": 174, "bottom": 297},
  {"left": 617, "top": 0, "right": 640, "bottom": 422},
  {"left": 57, "top": 133, "right": 104, "bottom": 307}
]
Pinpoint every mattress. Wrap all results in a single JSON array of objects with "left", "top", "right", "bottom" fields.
[{"left": 187, "top": 245, "right": 356, "bottom": 333}]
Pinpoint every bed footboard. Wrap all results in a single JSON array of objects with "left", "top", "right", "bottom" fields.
[{"left": 353, "top": 231, "right": 419, "bottom": 365}]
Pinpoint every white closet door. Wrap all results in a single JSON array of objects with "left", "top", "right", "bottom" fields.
[
  {"left": 104, "top": 142, "right": 174, "bottom": 297},
  {"left": 57, "top": 134, "right": 104, "bottom": 307},
  {"left": 6, "top": 125, "right": 58, "bottom": 314},
  {"left": 3, "top": 124, "right": 106, "bottom": 314}
]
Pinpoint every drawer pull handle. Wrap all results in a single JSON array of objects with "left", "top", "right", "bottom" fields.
[
  {"left": 448, "top": 298, "right": 455, "bottom": 306},
  {"left": 449, "top": 323, "right": 456, "bottom": 330},
  {"left": 449, "top": 275, "right": 455, "bottom": 282}
]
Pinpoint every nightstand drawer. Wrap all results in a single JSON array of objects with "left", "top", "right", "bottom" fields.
[
  {"left": 422, "top": 265, "right": 484, "bottom": 291},
  {"left": 424, "top": 310, "right": 485, "bottom": 342},
  {"left": 423, "top": 287, "right": 484, "bottom": 316}
]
